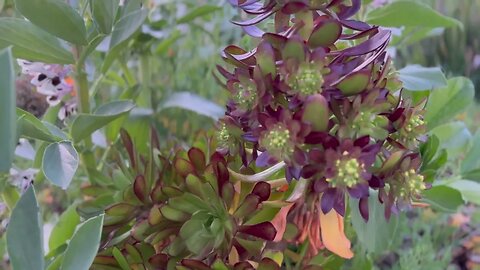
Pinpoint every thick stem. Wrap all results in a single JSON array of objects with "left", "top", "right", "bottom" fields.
[{"left": 74, "top": 46, "right": 96, "bottom": 180}]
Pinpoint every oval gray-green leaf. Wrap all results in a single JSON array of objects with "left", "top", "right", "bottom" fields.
[
  {"left": 461, "top": 129, "right": 480, "bottom": 175},
  {"left": 422, "top": 185, "right": 464, "bottom": 213},
  {"left": 448, "top": 180, "right": 480, "bottom": 205},
  {"left": 109, "top": 8, "right": 148, "bottom": 49},
  {"left": 397, "top": 65, "right": 447, "bottom": 91},
  {"left": 14, "top": 0, "right": 87, "bottom": 45},
  {"left": 42, "top": 141, "right": 79, "bottom": 189},
  {"left": 0, "top": 47, "right": 16, "bottom": 173},
  {"left": 366, "top": 0, "right": 462, "bottom": 29},
  {"left": 70, "top": 100, "right": 135, "bottom": 142},
  {"left": 429, "top": 121, "right": 472, "bottom": 160},
  {"left": 425, "top": 77, "right": 475, "bottom": 130},
  {"left": 0, "top": 18, "right": 73, "bottom": 64},
  {"left": 61, "top": 214, "right": 104, "bottom": 270},
  {"left": 158, "top": 92, "right": 224, "bottom": 121},
  {"left": 6, "top": 186, "right": 44, "bottom": 270},
  {"left": 89, "top": 0, "right": 119, "bottom": 34}
]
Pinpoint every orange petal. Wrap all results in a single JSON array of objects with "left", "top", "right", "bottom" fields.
[
  {"left": 271, "top": 203, "right": 294, "bottom": 242},
  {"left": 319, "top": 209, "right": 354, "bottom": 259}
]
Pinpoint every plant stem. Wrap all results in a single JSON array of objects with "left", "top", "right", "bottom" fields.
[{"left": 74, "top": 46, "right": 96, "bottom": 180}]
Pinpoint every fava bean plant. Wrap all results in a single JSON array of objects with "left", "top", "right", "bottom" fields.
[{"left": 0, "top": 0, "right": 477, "bottom": 270}]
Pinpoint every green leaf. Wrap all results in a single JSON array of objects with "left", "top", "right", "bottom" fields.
[
  {"left": 0, "top": 18, "right": 73, "bottom": 64},
  {"left": 155, "top": 30, "right": 183, "bottom": 55},
  {"left": 429, "top": 121, "right": 472, "bottom": 160},
  {"left": 61, "top": 214, "right": 104, "bottom": 270},
  {"left": 110, "top": 8, "right": 148, "bottom": 49},
  {"left": 158, "top": 92, "right": 224, "bottom": 121},
  {"left": 350, "top": 192, "right": 402, "bottom": 254},
  {"left": 0, "top": 48, "right": 16, "bottom": 173},
  {"left": 397, "top": 65, "right": 447, "bottom": 91},
  {"left": 448, "top": 180, "right": 480, "bottom": 205},
  {"left": 6, "top": 186, "right": 44, "bottom": 270},
  {"left": 425, "top": 77, "right": 475, "bottom": 129},
  {"left": 176, "top": 5, "right": 221, "bottom": 24},
  {"left": 70, "top": 100, "right": 135, "bottom": 142},
  {"left": 89, "top": 0, "right": 119, "bottom": 34},
  {"left": 14, "top": 0, "right": 87, "bottom": 45},
  {"left": 422, "top": 185, "right": 464, "bottom": 213},
  {"left": 49, "top": 203, "right": 81, "bottom": 251},
  {"left": 42, "top": 141, "right": 79, "bottom": 189},
  {"left": 112, "top": 247, "right": 131, "bottom": 270},
  {"left": 17, "top": 108, "right": 64, "bottom": 142},
  {"left": 366, "top": 0, "right": 462, "bottom": 29},
  {"left": 461, "top": 129, "right": 480, "bottom": 175}
]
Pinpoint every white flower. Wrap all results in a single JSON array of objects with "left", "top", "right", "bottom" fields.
[
  {"left": 9, "top": 167, "right": 39, "bottom": 192},
  {"left": 17, "top": 59, "right": 73, "bottom": 106}
]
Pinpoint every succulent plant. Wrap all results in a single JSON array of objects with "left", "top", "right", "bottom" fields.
[
  {"left": 213, "top": 0, "right": 436, "bottom": 260},
  {"left": 88, "top": 130, "right": 282, "bottom": 269},
  {"left": 90, "top": 0, "right": 437, "bottom": 267}
]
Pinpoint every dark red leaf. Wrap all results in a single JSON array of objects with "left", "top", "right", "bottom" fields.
[
  {"left": 188, "top": 148, "right": 206, "bottom": 173},
  {"left": 181, "top": 259, "right": 211, "bottom": 270},
  {"left": 149, "top": 254, "right": 169, "bottom": 269},
  {"left": 120, "top": 129, "right": 136, "bottom": 169},
  {"left": 359, "top": 197, "right": 369, "bottom": 221},
  {"left": 133, "top": 175, "right": 148, "bottom": 203},
  {"left": 252, "top": 181, "right": 271, "bottom": 202},
  {"left": 174, "top": 158, "right": 195, "bottom": 177},
  {"left": 239, "top": 222, "right": 277, "bottom": 241}
]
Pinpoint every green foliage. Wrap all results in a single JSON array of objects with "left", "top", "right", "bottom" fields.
[
  {"left": 6, "top": 186, "right": 44, "bottom": 270},
  {"left": 0, "top": 47, "right": 15, "bottom": 173},
  {"left": 350, "top": 193, "right": 402, "bottom": 254},
  {"left": 70, "top": 100, "right": 135, "bottom": 142},
  {"left": 0, "top": 18, "right": 74, "bottom": 64},
  {"left": 397, "top": 65, "right": 447, "bottom": 91},
  {"left": 14, "top": 0, "right": 87, "bottom": 45},
  {"left": 42, "top": 141, "right": 79, "bottom": 189},
  {"left": 366, "top": 0, "right": 462, "bottom": 28},
  {"left": 60, "top": 214, "right": 104, "bottom": 270},
  {"left": 425, "top": 77, "right": 475, "bottom": 129}
]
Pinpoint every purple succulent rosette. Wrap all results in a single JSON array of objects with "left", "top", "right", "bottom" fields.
[{"left": 217, "top": 0, "right": 429, "bottom": 219}]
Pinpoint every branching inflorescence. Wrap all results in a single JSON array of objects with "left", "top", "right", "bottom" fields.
[{"left": 94, "top": 0, "right": 432, "bottom": 268}]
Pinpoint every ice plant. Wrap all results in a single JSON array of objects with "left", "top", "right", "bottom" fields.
[{"left": 215, "top": 0, "right": 432, "bottom": 260}]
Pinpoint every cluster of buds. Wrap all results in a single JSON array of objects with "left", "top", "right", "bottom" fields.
[
  {"left": 216, "top": 0, "right": 430, "bottom": 248},
  {"left": 17, "top": 60, "right": 77, "bottom": 120}
]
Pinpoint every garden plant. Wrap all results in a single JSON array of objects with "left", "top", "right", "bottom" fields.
[{"left": 0, "top": 0, "right": 479, "bottom": 269}]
